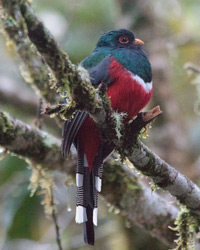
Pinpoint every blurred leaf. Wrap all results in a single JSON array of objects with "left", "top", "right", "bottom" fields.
[
  {"left": 7, "top": 186, "right": 41, "bottom": 240},
  {"left": 0, "top": 155, "right": 27, "bottom": 185}
]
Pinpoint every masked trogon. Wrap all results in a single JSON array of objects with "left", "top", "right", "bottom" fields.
[{"left": 62, "top": 29, "right": 152, "bottom": 245}]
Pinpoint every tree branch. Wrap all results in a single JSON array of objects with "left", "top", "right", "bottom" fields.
[
  {"left": 0, "top": 87, "right": 37, "bottom": 116},
  {"left": 2, "top": 1, "right": 200, "bottom": 248},
  {"left": 0, "top": 111, "right": 75, "bottom": 173},
  {"left": 0, "top": 110, "right": 178, "bottom": 247},
  {"left": 0, "top": 0, "right": 57, "bottom": 103},
  {"left": 1, "top": 0, "right": 200, "bottom": 219},
  {"left": 19, "top": 0, "right": 105, "bottom": 118},
  {"left": 129, "top": 142, "right": 200, "bottom": 215}
]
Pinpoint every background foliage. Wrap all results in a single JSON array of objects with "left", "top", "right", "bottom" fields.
[{"left": 0, "top": 0, "right": 200, "bottom": 249}]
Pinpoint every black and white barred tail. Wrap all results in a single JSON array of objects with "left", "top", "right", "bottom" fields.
[
  {"left": 62, "top": 111, "right": 113, "bottom": 245},
  {"left": 75, "top": 142, "right": 104, "bottom": 245}
]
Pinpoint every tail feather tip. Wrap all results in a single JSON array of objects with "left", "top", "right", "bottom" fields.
[{"left": 75, "top": 206, "right": 87, "bottom": 224}]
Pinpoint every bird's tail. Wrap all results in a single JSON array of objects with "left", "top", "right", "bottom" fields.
[
  {"left": 83, "top": 170, "right": 95, "bottom": 245},
  {"left": 75, "top": 143, "right": 103, "bottom": 245}
]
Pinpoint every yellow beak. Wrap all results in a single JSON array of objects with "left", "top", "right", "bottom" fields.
[{"left": 133, "top": 38, "right": 144, "bottom": 45}]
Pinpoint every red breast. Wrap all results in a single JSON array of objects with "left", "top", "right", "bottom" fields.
[
  {"left": 78, "top": 58, "right": 152, "bottom": 170},
  {"left": 107, "top": 58, "right": 152, "bottom": 120}
]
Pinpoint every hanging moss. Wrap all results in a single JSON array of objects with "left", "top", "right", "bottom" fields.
[
  {"left": 29, "top": 163, "right": 55, "bottom": 216},
  {"left": 169, "top": 206, "right": 200, "bottom": 250}
]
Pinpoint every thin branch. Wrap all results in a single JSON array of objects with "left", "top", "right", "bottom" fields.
[
  {"left": 50, "top": 186, "right": 63, "bottom": 250},
  {"left": 0, "top": 110, "right": 178, "bottom": 247},
  {"left": 184, "top": 62, "right": 200, "bottom": 74},
  {"left": 0, "top": 81, "right": 38, "bottom": 113}
]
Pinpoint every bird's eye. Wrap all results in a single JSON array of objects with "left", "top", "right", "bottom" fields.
[{"left": 119, "top": 35, "right": 129, "bottom": 44}]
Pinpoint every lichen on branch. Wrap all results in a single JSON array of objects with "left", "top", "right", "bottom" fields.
[
  {"left": 19, "top": 0, "right": 105, "bottom": 115},
  {"left": 1, "top": 0, "right": 200, "bottom": 248},
  {"left": 0, "top": 111, "right": 72, "bottom": 172},
  {"left": 2, "top": 0, "right": 200, "bottom": 218},
  {"left": 0, "top": 0, "right": 56, "bottom": 103}
]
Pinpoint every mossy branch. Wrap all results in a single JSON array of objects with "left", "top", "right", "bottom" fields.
[
  {"left": 19, "top": 0, "right": 105, "bottom": 117},
  {"left": 0, "top": 111, "right": 74, "bottom": 173},
  {"left": 129, "top": 141, "right": 200, "bottom": 216},
  {"left": 0, "top": 0, "right": 57, "bottom": 103},
  {"left": 0, "top": 110, "right": 178, "bottom": 247},
  {"left": 1, "top": 0, "right": 200, "bottom": 247},
  {"left": 19, "top": 2, "right": 200, "bottom": 218}
]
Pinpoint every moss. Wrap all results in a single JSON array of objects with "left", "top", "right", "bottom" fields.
[
  {"left": 3, "top": 17, "right": 17, "bottom": 29},
  {"left": 29, "top": 163, "right": 55, "bottom": 216},
  {"left": 169, "top": 206, "right": 200, "bottom": 250},
  {"left": 150, "top": 180, "right": 159, "bottom": 192},
  {"left": 103, "top": 159, "right": 141, "bottom": 207},
  {"left": 0, "top": 112, "right": 16, "bottom": 144},
  {"left": 111, "top": 112, "right": 127, "bottom": 139},
  {"left": 0, "top": 114, "right": 11, "bottom": 133},
  {"left": 139, "top": 123, "right": 152, "bottom": 139},
  {"left": 0, "top": 117, "right": 51, "bottom": 161}
]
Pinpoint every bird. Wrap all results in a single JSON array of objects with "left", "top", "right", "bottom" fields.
[{"left": 62, "top": 29, "right": 152, "bottom": 245}]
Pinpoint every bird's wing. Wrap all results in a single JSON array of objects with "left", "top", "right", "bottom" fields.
[
  {"left": 62, "top": 56, "right": 113, "bottom": 157},
  {"left": 82, "top": 55, "right": 113, "bottom": 88},
  {"left": 61, "top": 110, "right": 87, "bottom": 157}
]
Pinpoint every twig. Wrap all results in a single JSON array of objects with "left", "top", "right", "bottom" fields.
[
  {"left": 184, "top": 63, "right": 200, "bottom": 74},
  {"left": 142, "top": 106, "right": 163, "bottom": 122},
  {"left": 35, "top": 98, "right": 44, "bottom": 129},
  {"left": 42, "top": 103, "right": 67, "bottom": 116},
  {"left": 123, "top": 106, "right": 162, "bottom": 144},
  {"left": 50, "top": 187, "right": 63, "bottom": 250}
]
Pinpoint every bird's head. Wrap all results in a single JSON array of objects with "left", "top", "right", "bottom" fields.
[{"left": 96, "top": 29, "right": 144, "bottom": 49}]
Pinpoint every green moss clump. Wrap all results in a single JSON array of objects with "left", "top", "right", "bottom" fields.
[
  {"left": 169, "top": 206, "right": 200, "bottom": 250},
  {"left": 150, "top": 180, "right": 159, "bottom": 193},
  {"left": 0, "top": 113, "right": 11, "bottom": 133},
  {"left": 103, "top": 158, "right": 141, "bottom": 208},
  {"left": 0, "top": 112, "right": 15, "bottom": 145}
]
